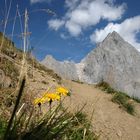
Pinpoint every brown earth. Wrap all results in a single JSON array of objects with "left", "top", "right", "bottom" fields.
[{"left": 63, "top": 80, "right": 140, "bottom": 140}]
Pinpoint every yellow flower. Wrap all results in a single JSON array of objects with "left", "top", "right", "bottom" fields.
[
  {"left": 40, "top": 97, "right": 48, "bottom": 103},
  {"left": 33, "top": 97, "right": 42, "bottom": 105},
  {"left": 33, "top": 96, "right": 48, "bottom": 105},
  {"left": 42, "top": 92, "right": 48, "bottom": 98},
  {"left": 45, "top": 93, "right": 61, "bottom": 101},
  {"left": 56, "top": 87, "right": 69, "bottom": 96}
]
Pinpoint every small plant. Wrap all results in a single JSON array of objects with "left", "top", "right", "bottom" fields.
[
  {"left": 72, "top": 80, "right": 84, "bottom": 84},
  {"left": 112, "top": 92, "right": 127, "bottom": 106},
  {"left": 96, "top": 81, "right": 115, "bottom": 94},
  {"left": 125, "top": 103, "right": 135, "bottom": 115},
  {"left": 0, "top": 118, "right": 7, "bottom": 139},
  {"left": 112, "top": 93, "right": 135, "bottom": 115},
  {"left": 63, "top": 112, "right": 98, "bottom": 140}
]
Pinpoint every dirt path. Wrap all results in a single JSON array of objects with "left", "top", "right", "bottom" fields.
[{"left": 63, "top": 80, "right": 140, "bottom": 140}]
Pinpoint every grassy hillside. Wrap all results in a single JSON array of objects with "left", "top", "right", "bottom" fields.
[
  {"left": 0, "top": 32, "right": 23, "bottom": 60},
  {"left": 0, "top": 32, "right": 98, "bottom": 140},
  {"left": 0, "top": 32, "right": 62, "bottom": 117},
  {"left": 0, "top": 32, "right": 61, "bottom": 88}
]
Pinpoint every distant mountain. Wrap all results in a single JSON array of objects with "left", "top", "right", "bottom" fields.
[
  {"left": 42, "top": 55, "right": 79, "bottom": 80},
  {"left": 42, "top": 31, "right": 140, "bottom": 98}
]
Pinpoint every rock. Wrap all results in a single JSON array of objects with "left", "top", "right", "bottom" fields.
[
  {"left": 42, "top": 31, "right": 140, "bottom": 98},
  {"left": 4, "top": 76, "right": 12, "bottom": 88},
  {"left": 0, "top": 69, "right": 5, "bottom": 87},
  {"left": 0, "top": 69, "right": 12, "bottom": 88},
  {"left": 116, "top": 130, "right": 122, "bottom": 137}
]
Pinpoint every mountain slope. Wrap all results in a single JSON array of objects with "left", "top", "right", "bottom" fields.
[
  {"left": 42, "top": 31, "right": 140, "bottom": 98},
  {"left": 0, "top": 32, "right": 61, "bottom": 89}
]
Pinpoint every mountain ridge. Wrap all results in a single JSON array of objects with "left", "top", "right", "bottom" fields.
[{"left": 42, "top": 31, "right": 140, "bottom": 98}]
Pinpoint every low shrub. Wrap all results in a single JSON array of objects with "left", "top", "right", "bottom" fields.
[
  {"left": 96, "top": 81, "right": 115, "bottom": 94},
  {"left": 112, "top": 93, "right": 134, "bottom": 115},
  {"left": 125, "top": 103, "right": 135, "bottom": 115}
]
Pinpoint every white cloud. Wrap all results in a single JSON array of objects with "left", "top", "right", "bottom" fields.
[
  {"left": 60, "top": 33, "right": 69, "bottom": 39},
  {"left": 90, "top": 15, "right": 140, "bottom": 50},
  {"left": 30, "top": 0, "right": 51, "bottom": 4},
  {"left": 65, "top": 21, "right": 82, "bottom": 36},
  {"left": 65, "top": 0, "right": 80, "bottom": 10},
  {"left": 48, "top": 19, "right": 65, "bottom": 31},
  {"left": 48, "top": 0, "right": 126, "bottom": 36}
]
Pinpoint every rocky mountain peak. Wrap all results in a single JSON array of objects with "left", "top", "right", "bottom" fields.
[
  {"left": 100, "top": 31, "right": 127, "bottom": 49},
  {"left": 106, "top": 31, "right": 123, "bottom": 40},
  {"left": 42, "top": 32, "right": 140, "bottom": 98}
]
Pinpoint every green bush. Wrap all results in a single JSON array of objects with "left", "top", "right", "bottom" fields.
[
  {"left": 112, "top": 93, "right": 127, "bottom": 106},
  {"left": 125, "top": 103, "right": 135, "bottom": 115}
]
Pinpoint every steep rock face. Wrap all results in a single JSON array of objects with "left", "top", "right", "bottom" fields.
[
  {"left": 42, "top": 55, "right": 79, "bottom": 80},
  {"left": 42, "top": 31, "right": 140, "bottom": 98},
  {"left": 80, "top": 31, "right": 140, "bottom": 98}
]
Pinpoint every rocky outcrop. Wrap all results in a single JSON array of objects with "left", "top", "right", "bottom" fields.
[{"left": 42, "top": 31, "right": 140, "bottom": 98}]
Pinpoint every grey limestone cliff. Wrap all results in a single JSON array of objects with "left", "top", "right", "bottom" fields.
[{"left": 42, "top": 31, "right": 140, "bottom": 98}]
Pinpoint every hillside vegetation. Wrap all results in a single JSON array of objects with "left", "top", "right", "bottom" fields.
[{"left": 0, "top": 32, "right": 98, "bottom": 140}]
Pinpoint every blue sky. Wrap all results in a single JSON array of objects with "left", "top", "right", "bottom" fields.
[{"left": 0, "top": 0, "right": 140, "bottom": 62}]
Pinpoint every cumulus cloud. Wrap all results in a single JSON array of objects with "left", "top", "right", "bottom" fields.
[
  {"left": 90, "top": 15, "right": 140, "bottom": 50},
  {"left": 48, "top": 19, "right": 65, "bottom": 31},
  {"left": 48, "top": 0, "right": 126, "bottom": 36}
]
